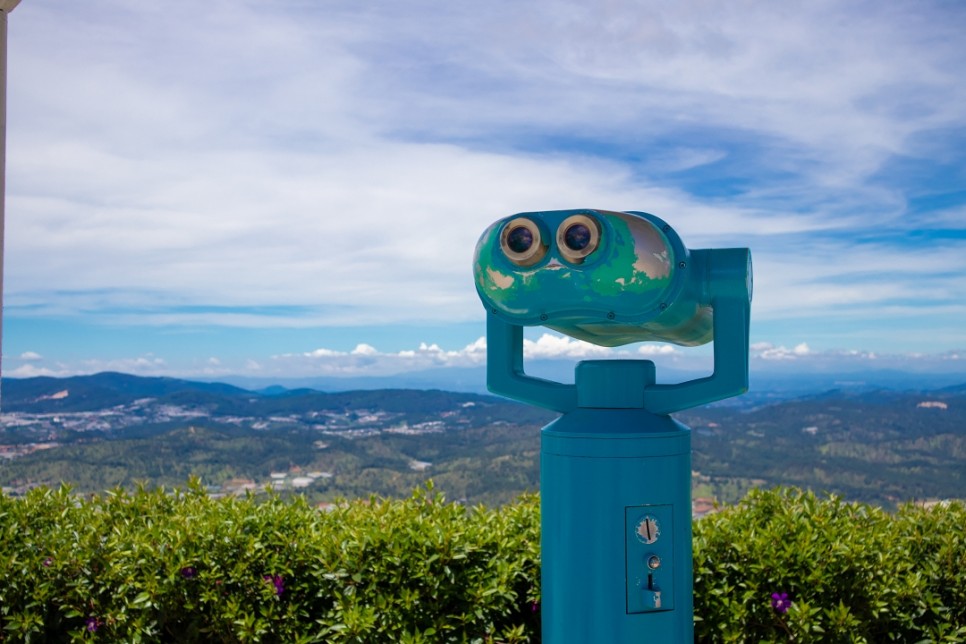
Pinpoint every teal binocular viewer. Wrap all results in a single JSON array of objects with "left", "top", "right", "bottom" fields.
[
  {"left": 474, "top": 209, "right": 752, "bottom": 643},
  {"left": 474, "top": 208, "right": 752, "bottom": 415}
]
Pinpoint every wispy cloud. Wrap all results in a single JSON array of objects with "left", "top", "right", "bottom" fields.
[
  {"left": 6, "top": 355, "right": 168, "bottom": 379},
  {"left": 754, "top": 342, "right": 817, "bottom": 361},
  {"left": 270, "top": 333, "right": 668, "bottom": 376},
  {"left": 6, "top": 333, "right": 959, "bottom": 382},
  {"left": 4, "top": 0, "right": 965, "bottom": 373}
]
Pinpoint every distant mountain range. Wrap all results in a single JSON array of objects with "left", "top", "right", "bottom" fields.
[
  {"left": 2, "top": 372, "right": 253, "bottom": 413},
  {"left": 194, "top": 362, "right": 966, "bottom": 400},
  {"left": 1, "top": 371, "right": 964, "bottom": 509}
]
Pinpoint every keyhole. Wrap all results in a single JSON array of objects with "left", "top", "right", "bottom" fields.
[{"left": 636, "top": 516, "right": 660, "bottom": 544}]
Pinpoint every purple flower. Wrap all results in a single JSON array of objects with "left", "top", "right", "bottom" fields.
[
  {"left": 85, "top": 617, "right": 100, "bottom": 632},
  {"left": 180, "top": 566, "right": 197, "bottom": 579},
  {"left": 771, "top": 592, "right": 791, "bottom": 614},
  {"left": 263, "top": 574, "right": 284, "bottom": 596},
  {"left": 43, "top": 557, "right": 53, "bottom": 568},
  {"left": 531, "top": 601, "right": 540, "bottom": 613}
]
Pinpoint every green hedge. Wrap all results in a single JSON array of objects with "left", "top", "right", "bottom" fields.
[
  {"left": 694, "top": 488, "right": 966, "bottom": 643},
  {"left": 1, "top": 484, "right": 964, "bottom": 642},
  {"left": 0, "top": 482, "right": 539, "bottom": 642}
]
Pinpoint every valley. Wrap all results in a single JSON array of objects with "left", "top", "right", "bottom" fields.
[{"left": 2, "top": 372, "right": 964, "bottom": 510}]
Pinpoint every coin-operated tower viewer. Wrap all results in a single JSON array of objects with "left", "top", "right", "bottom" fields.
[{"left": 473, "top": 209, "right": 752, "bottom": 643}]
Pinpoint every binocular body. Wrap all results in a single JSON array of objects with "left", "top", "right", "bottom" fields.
[{"left": 474, "top": 209, "right": 750, "bottom": 348}]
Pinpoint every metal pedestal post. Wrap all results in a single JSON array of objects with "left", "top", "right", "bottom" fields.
[{"left": 541, "top": 407, "right": 693, "bottom": 643}]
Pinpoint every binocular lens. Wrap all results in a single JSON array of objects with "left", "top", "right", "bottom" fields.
[
  {"left": 557, "top": 214, "right": 600, "bottom": 262},
  {"left": 500, "top": 218, "right": 546, "bottom": 266},
  {"left": 506, "top": 226, "right": 534, "bottom": 253},
  {"left": 563, "top": 223, "right": 592, "bottom": 251}
]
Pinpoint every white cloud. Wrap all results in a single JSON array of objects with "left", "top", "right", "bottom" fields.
[
  {"left": 4, "top": 355, "right": 168, "bottom": 378},
  {"left": 263, "top": 333, "right": 679, "bottom": 377},
  {"left": 350, "top": 344, "right": 379, "bottom": 357},
  {"left": 6, "top": 363, "right": 63, "bottom": 378},
  {"left": 757, "top": 342, "right": 813, "bottom": 361},
  {"left": 752, "top": 341, "right": 894, "bottom": 364},
  {"left": 4, "top": 0, "right": 965, "bottom": 362},
  {"left": 4, "top": 332, "right": 960, "bottom": 381},
  {"left": 348, "top": 0, "right": 966, "bottom": 187},
  {"left": 19, "top": 351, "right": 43, "bottom": 361},
  {"left": 79, "top": 356, "right": 168, "bottom": 375},
  {"left": 522, "top": 334, "right": 613, "bottom": 360},
  {"left": 274, "top": 338, "right": 488, "bottom": 377},
  {"left": 306, "top": 348, "right": 343, "bottom": 358},
  {"left": 750, "top": 242, "right": 966, "bottom": 323}
]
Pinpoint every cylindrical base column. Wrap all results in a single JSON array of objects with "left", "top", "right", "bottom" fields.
[{"left": 541, "top": 409, "right": 693, "bottom": 643}]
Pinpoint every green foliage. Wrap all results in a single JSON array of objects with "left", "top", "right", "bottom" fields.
[
  {"left": 0, "top": 481, "right": 540, "bottom": 642},
  {"left": 3, "top": 483, "right": 965, "bottom": 642},
  {"left": 694, "top": 487, "right": 966, "bottom": 643}
]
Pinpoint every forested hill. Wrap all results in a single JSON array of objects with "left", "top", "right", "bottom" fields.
[
  {"left": 685, "top": 383, "right": 966, "bottom": 506},
  {"left": 0, "top": 372, "right": 556, "bottom": 506},
  {"left": 1, "top": 372, "right": 964, "bottom": 508},
  {"left": 1, "top": 371, "right": 548, "bottom": 420},
  {"left": 2, "top": 372, "right": 252, "bottom": 412}
]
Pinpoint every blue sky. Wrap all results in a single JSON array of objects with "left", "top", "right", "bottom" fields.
[{"left": 3, "top": 0, "right": 965, "bottom": 381}]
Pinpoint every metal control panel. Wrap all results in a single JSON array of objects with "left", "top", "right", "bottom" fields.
[{"left": 626, "top": 504, "right": 675, "bottom": 613}]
